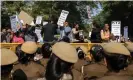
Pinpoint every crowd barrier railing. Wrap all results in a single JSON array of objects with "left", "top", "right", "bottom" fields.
[{"left": 0, "top": 43, "right": 100, "bottom": 53}]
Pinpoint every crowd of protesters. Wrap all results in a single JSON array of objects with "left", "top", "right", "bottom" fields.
[{"left": 1, "top": 20, "right": 90, "bottom": 43}]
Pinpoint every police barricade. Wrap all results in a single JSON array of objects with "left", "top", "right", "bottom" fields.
[{"left": 0, "top": 43, "right": 100, "bottom": 53}]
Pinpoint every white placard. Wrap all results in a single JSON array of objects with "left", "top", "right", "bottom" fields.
[
  {"left": 111, "top": 21, "right": 121, "bottom": 36},
  {"left": 36, "top": 16, "right": 42, "bottom": 24},
  {"left": 124, "top": 26, "right": 128, "bottom": 41},
  {"left": 10, "top": 15, "right": 17, "bottom": 32},
  {"left": 35, "top": 28, "right": 43, "bottom": 42},
  {"left": 57, "top": 10, "right": 69, "bottom": 26}
]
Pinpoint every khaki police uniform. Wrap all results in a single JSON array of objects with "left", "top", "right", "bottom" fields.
[
  {"left": 13, "top": 41, "right": 45, "bottom": 80},
  {"left": 40, "top": 58, "right": 49, "bottom": 68},
  {"left": 83, "top": 62, "right": 108, "bottom": 78},
  {"left": 97, "top": 43, "right": 133, "bottom": 80},
  {"left": 124, "top": 42, "right": 133, "bottom": 76},
  {"left": 1, "top": 48, "right": 18, "bottom": 80},
  {"left": 13, "top": 61, "right": 45, "bottom": 79}
]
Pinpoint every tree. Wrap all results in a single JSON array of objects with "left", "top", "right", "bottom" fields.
[{"left": 93, "top": 1, "right": 133, "bottom": 37}]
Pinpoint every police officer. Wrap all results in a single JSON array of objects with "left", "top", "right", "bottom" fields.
[
  {"left": 72, "top": 46, "right": 90, "bottom": 80},
  {"left": 1, "top": 48, "right": 18, "bottom": 80},
  {"left": 124, "top": 42, "right": 133, "bottom": 76},
  {"left": 83, "top": 44, "right": 108, "bottom": 79},
  {"left": 97, "top": 43, "right": 133, "bottom": 80},
  {"left": 1, "top": 48, "right": 27, "bottom": 80},
  {"left": 13, "top": 41, "right": 45, "bottom": 80}
]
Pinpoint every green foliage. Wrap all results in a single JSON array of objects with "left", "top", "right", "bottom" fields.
[
  {"left": 93, "top": 1, "right": 133, "bottom": 37},
  {"left": 1, "top": 1, "right": 98, "bottom": 30}
]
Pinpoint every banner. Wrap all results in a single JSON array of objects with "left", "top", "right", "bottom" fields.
[
  {"left": 57, "top": 10, "right": 69, "bottom": 26},
  {"left": 18, "top": 11, "right": 33, "bottom": 25},
  {"left": 124, "top": 26, "right": 128, "bottom": 41},
  {"left": 10, "top": 15, "right": 18, "bottom": 32},
  {"left": 36, "top": 16, "right": 42, "bottom": 24},
  {"left": 111, "top": 21, "right": 121, "bottom": 36}
]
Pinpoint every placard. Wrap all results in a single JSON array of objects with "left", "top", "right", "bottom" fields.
[
  {"left": 35, "top": 28, "right": 43, "bottom": 42},
  {"left": 36, "top": 16, "right": 42, "bottom": 24},
  {"left": 57, "top": 10, "right": 69, "bottom": 26},
  {"left": 124, "top": 26, "right": 128, "bottom": 41},
  {"left": 111, "top": 21, "right": 121, "bottom": 36},
  {"left": 18, "top": 11, "right": 33, "bottom": 25},
  {"left": 10, "top": 15, "right": 17, "bottom": 32}
]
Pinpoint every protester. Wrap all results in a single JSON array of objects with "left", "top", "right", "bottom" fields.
[
  {"left": 1, "top": 29, "right": 7, "bottom": 42},
  {"left": 100, "top": 24, "right": 111, "bottom": 42},
  {"left": 6, "top": 28, "right": 12, "bottom": 43},
  {"left": 83, "top": 44, "right": 108, "bottom": 79},
  {"left": 45, "top": 42, "right": 78, "bottom": 80},
  {"left": 13, "top": 41, "right": 45, "bottom": 80},
  {"left": 41, "top": 20, "right": 57, "bottom": 42},
  {"left": 90, "top": 21, "right": 101, "bottom": 43},
  {"left": 110, "top": 33, "right": 117, "bottom": 42},
  {"left": 24, "top": 26, "right": 38, "bottom": 42},
  {"left": 58, "top": 22, "right": 72, "bottom": 41},
  {"left": 72, "top": 23, "right": 80, "bottom": 40},
  {"left": 12, "top": 30, "right": 24, "bottom": 43}
]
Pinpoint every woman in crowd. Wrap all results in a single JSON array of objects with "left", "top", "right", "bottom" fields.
[
  {"left": 45, "top": 42, "right": 78, "bottom": 80},
  {"left": 100, "top": 24, "right": 111, "bottom": 42},
  {"left": 24, "top": 26, "right": 38, "bottom": 42},
  {"left": 13, "top": 41, "right": 45, "bottom": 80},
  {"left": 12, "top": 30, "right": 24, "bottom": 43},
  {"left": 84, "top": 44, "right": 108, "bottom": 79},
  {"left": 72, "top": 23, "right": 80, "bottom": 41}
]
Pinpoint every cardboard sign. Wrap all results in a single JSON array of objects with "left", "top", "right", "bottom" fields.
[
  {"left": 30, "top": 21, "right": 35, "bottom": 26},
  {"left": 36, "top": 16, "right": 42, "bottom": 24},
  {"left": 18, "top": 11, "right": 33, "bottom": 25},
  {"left": 57, "top": 10, "right": 69, "bottom": 26},
  {"left": 111, "top": 21, "right": 121, "bottom": 36},
  {"left": 10, "top": 15, "right": 18, "bottom": 32},
  {"left": 124, "top": 26, "right": 128, "bottom": 41},
  {"left": 35, "top": 28, "right": 43, "bottom": 42}
]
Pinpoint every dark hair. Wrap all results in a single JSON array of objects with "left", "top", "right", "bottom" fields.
[
  {"left": 45, "top": 54, "right": 73, "bottom": 80},
  {"left": 90, "top": 44, "right": 104, "bottom": 62},
  {"left": 12, "top": 69, "right": 27, "bottom": 80},
  {"left": 105, "top": 53, "right": 128, "bottom": 72},
  {"left": 41, "top": 43, "right": 52, "bottom": 58},
  {"left": 15, "top": 45, "right": 35, "bottom": 64},
  {"left": 76, "top": 47, "right": 85, "bottom": 59},
  {"left": 15, "top": 30, "right": 22, "bottom": 37},
  {"left": 1, "top": 64, "right": 13, "bottom": 77},
  {"left": 60, "top": 36, "right": 70, "bottom": 43}
]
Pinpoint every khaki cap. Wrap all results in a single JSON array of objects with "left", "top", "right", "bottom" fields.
[
  {"left": 52, "top": 42, "right": 78, "bottom": 63},
  {"left": 79, "top": 46, "right": 88, "bottom": 54},
  {"left": 1, "top": 48, "right": 18, "bottom": 66},
  {"left": 21, "top": 41, "right": 38, "bottom": 54},
  {"left": 124, "top": 42, "right": 133, "bottom": 52},
  {"left": 102, "top": 43, "right": 130, "bottom": 56}
]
